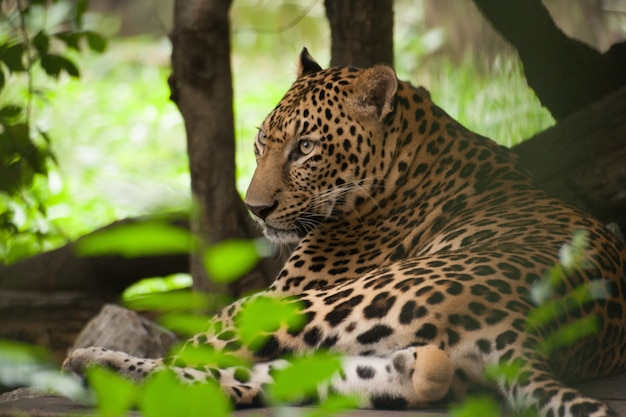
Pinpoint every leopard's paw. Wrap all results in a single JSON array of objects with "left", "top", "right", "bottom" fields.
[
  {"left": 63, "top": 347, "right": 160, "bottom": 381},
  {"left": 410, "top": 345, "right": 453, "bottom": 402}
]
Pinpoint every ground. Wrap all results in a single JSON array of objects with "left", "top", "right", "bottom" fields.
[{"left": 1, "top": 372, "right": 625, "bottom": 417}]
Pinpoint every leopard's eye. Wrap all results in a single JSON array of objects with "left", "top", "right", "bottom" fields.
[
  {"left": 257, "top": 129, "right": 267, "bottom": 144},
  {"left": 297, "top": 138, "right": 315, "bottom": 155},
  {"left": 255, "top": 129, "right": 267, "bottom": 155}
]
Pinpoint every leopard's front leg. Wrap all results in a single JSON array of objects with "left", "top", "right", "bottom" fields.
[
  {"left": 63, "top": 296, "right": 255, "bottom": 382},
  {"left": 64, "top": 289, "right": 455, "bottom": 408},
  {"left": 63, "top": 346, "right": 164, "bottom": 380},
  {"left": 63, "top": 342, "right": 454, "bottom": 409},
  {"left": 207, "top": 345, "right": 454, "bottom": 408}
]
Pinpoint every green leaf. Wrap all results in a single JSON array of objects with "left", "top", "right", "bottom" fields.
[
  {"left": 84, "top": 31, "right": 107, "bottom": 53},
  {"left": 268, "top": 352, "right": 342, "bottom": 403},
  {"left": 0, "top": 69, "right": 5, "bottom": 90},
  {"left": 0, "top": 105, "right": 22, "bottom": 119},
  {"left": 484, "top": 357, "right": 527, "bottom": 386},
  {"left": 75, "top": 0, "right": 88, "bottom": 27},
  {"left": 122, "top": 274, "right": 192, "bottom": 300},
  {"left": 124, "top": 291, "right": 218, "bottom": 313},
  {"left": 54, "top": 32, "right": 81, "bottom": 50},
  {"left": 87, "top": 367, "right": 138, "bottom": 417},
  {"left": 75, "top": 221, "right": 191, "bottom": 257},
  {"left": 33, "top": 31, "right": 50, "bottom": 55},
  {"left": 203, "top": 239, "right": 263, "bottom": 283},
  {"left": 306, "top": 393, "right": 361, "bottom": 417},
  {"left": 139, "top": 370, "right": 230, "bottom": 417},
  {"left": 450, "top": 394, "right": 502, "bottom": 417},
  {"left": 236, "top": 296, "right": 306, "bottom": 351},
  {"left": 171, "top": 343, "right": 249, "bottom": 369},
  {"left": 0, "top": 340, "right": 50, "bottom": 364},
  {"left": 527, "top": 281, "right": 610, "bottom": 332},
  {"left": 40, "top": 54, "right": 80, "bottom": 78},
  {"left": 158, "top": 312, "right": 216, "bottom": 336},
  {"left": 539, "top": 315, "right": 601, "bottom": 355},
  {"left": 0, "top": 43, "right": 26, "bottom": 72}
]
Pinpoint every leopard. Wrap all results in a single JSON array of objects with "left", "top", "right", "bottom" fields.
[{"left": 64, "top": 49, "right": 626, "bottom": 417}]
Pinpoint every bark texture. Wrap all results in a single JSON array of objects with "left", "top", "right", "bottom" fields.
[
  {"left": 513, "top": 85, "right": 626, "bottom": 233},
  {"left": 0, "top": 216, "right": 188, "bottom": 361},
  {"left": 325, "top": 0, "right": 394, "bottom": 67},
  {"left": 0, "top": 217, "right": 188, "bottom": 294},
  {"left": 473, "top": 0, "right": 626, "bottom": 120},
  {"left": 169, "top": 0, "right": 279, "bottom": 295}
]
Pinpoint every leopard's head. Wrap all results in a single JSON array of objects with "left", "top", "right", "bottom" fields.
[{"left": 245, "top": 49, "right": 398, "bottom": 243}]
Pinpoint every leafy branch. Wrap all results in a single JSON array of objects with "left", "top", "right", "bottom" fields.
[{"left": 0, "top": 0, "right": 106, "bottom": 262}]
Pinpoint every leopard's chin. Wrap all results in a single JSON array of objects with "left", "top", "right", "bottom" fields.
[
  {"left": 261, "top": 213, "right": 326, "bottom": 244},
  {"left": 263, "top": 225, "right": 304, "bottom": 244}
]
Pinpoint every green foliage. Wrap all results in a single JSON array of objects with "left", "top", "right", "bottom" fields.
[
  {"left": 156, "top": 312, "right": 215, "bottom": 337},
  {"left": 305, "top": 394, "right": 362, "bottom": 417},
  {"left": 87, "top": 366, "right": 231, "bottom": 417},
  {"left": 72, "top": 223, "right": 347, "bottom": 415},
  {"left": 484, "top": 357, "right": 527, "bottom": 387},
  {"left": 450, "top": 395, "right": 502, "bottom": 417},
  {"left": 235, "top": 296, "right": 306, "bottom": 351},
  {"left": 140, "top": 370, "right": 230, "bottom": 417},
  {"left": 172, "top": 343, "right": 249, "bottom": 370},
  {"left": 124, "top": 290, "right": 217, "bottom": 313},
  {"left": 76, "top": 220, "right": 191, "bottom": 257},
  {"left": 203, "top": 239, "right": 268, "bottom": 283},
  {"left": 267, "top": 352, "right": 342, "bottom": 404},
  {"left": 538, "top": 314, "right": 601, "bottom": 356},
  {"left": 0, "top": 0, "right": 106, "bottom": 263},
  {"left": 0, "top": 340, "right": 87, "bottom": 401},
  {"left": 122, "top": 274, "right": 193, "bottom": 299},
  {"left": 88, "top": 367, "right": 138, "bottom": 417}
]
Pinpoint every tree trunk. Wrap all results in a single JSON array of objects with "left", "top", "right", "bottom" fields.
[
  {"left": 472, "top": 0, "right": 626, "bottom": 120},
  {"left": 0, "top": 216, "right": 189, "bottom": 294},
  {"left": 0, "top": 216, "right": 189, "bottom": 361},
  {"left": 324, "top": 0, "right": 394, "bottom": 67},
  {"left": 169, "top": 0, "right": 279, "bottom": 296},
  {"left": 470, "top": 0, "right": 626, "bottom": 233},
  {"left": 513, "top": 85, "right": 626, "bottom": 234}
]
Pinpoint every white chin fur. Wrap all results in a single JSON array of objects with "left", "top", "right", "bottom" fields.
[{"left": 263, "top": 226, "right": 302, "bottom": 244}]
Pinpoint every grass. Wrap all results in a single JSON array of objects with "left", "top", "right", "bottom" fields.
[{"left": 1, "top": 2, "right": 554, "bottom": 262}]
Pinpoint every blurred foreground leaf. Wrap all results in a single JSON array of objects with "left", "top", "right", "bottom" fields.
[
  {"left": 124, "top": 290, "right": 219, "bottom": 312},
  {"left": 139, "top": 370, "right": 230, "bottom": 417},
  {"left": 268, "top": 352, "right": 342, "bottom": 403},
  {"left": 157, "top": 312, "right": 214, "bottom": 336},
  {"left": 236, "top": 296, "right": 306, "bottom": 350},
  {"left": 203, "top": 239, "right": 267, "bottom": 283},
  {"left": 539, "top": 314, "right": 601, "bottom": 356},
  {"left": 171, "top": 343, "right": 249, "bottom": 369},
  {"left": 84, "top": 30, "right": 107, "bottom": 53},
  {"left": 122, "top": 274, "right": 193, "bottom": 300},
  {"left": 0, "top": 340, "right": 87, "bottom": 401},
  {"left": 0, "top": 340, "right": 49, "bottom": 363},
  {"left": 87, "top": 367, "right": 138, "bottom": 417},
  {"left": 450, "top": 394, "right": 502, "bottom": 417},
  {"left": 306, "top": 393, "right": 361, "bottom": 417},
  {"left": 76, "top": 221, "right": 191, "bottom": 257}
]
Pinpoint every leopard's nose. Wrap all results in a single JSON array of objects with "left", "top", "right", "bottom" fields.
[{"left": 246, "top": 201, "right": 278, "bottom": 221}]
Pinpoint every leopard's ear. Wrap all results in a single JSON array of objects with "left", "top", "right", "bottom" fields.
[
  {"left": 347, "top": 64, "right": 398, "bottom": 121},
  {"left": 297, "top": 47, "right": 322, "bottom": 78}
]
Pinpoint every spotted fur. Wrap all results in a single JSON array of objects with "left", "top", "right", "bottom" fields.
[{"left": 65, "top": 49, "right": 626, "bottom": 417}]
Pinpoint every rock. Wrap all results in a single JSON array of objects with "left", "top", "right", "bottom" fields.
[
  {"left": 69, "top": 304, "right": 177, "bottom": 359},
  {"left": 0, "top": 387, "right": 48, "bottom": 402}
]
